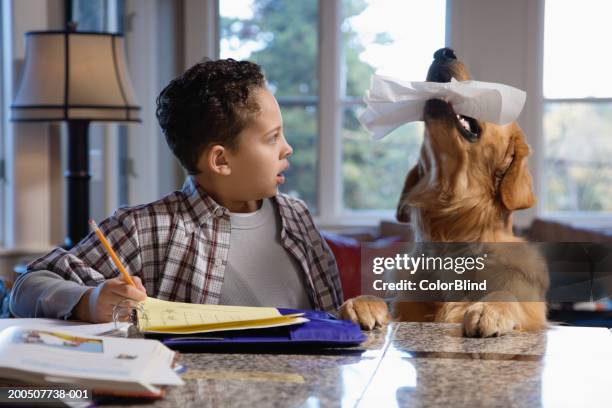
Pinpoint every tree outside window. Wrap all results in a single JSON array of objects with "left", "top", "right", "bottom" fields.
[{"left": 543, "top": 0, "right": 612, "bottom": 212}]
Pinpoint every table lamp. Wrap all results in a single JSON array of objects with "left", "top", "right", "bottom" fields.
[{"left": 11, "top": 27, "right": 140, "bottom": 248}]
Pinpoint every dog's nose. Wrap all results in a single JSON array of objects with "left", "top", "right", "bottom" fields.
[
  {"left": 433, "top": 48, "right": 457, "bottom": 62},
  {"left": 427, "top": 47, "right": 470, "bottom": 83}
]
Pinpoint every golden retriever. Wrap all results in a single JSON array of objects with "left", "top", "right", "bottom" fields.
[{"left": 393, "top": 48, "right": 549, "bottom": 337}]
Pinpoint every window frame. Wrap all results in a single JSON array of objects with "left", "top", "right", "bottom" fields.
[
  {"left": 540, "top": 0, "right": 612, "bottom": 224},
  {"left": 541, "top": 97, "right": 612, "bottom": 225}
]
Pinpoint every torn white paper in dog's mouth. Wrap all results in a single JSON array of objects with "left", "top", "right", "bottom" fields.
[{"left": 358, "top": 75, "right": 527, "bottom": 140}]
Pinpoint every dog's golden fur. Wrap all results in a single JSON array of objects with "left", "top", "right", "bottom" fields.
[{"left": 393, "top": 49, "right": 548, "bottom": 337}]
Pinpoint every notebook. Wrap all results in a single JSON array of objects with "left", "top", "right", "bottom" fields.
[
  {"left": 136, "top": 297, "right": 309, "bottom": 334},
  {"left": 146, "top": 309, "right": 367, "bottom": 351},
  {"left": 126, "top": 298, "right": 365, "bottom": 350}
]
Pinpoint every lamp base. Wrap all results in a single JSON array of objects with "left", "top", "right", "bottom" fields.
[{"left": 63, "top": 120, "right": 91, "bottom": 249}]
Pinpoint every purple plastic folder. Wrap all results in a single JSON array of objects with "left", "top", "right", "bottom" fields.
[{"left": 144, "top": 309, "right": 366, "bottom": 352}]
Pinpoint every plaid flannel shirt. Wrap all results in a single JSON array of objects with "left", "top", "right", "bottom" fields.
[{"left": 27, "top": 177, "right": 344, "bottom": 312}]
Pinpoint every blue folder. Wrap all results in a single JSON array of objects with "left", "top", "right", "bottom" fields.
[{"left": 144, "top": 309, "right": 366, "bottom": 351}]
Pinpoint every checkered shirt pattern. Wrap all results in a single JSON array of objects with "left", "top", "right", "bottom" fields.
[{"left": 26, "top": 177, "right": 344, "bottom": 312}]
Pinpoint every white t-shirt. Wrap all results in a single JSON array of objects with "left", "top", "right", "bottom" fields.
[{"left": 219, "top": 198, "right": 312, "bottom": 309}]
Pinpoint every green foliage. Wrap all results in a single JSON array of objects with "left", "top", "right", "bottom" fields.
[
  {"left": 343, "top": 108, "right": 422, "bottom": 209},
  {"left": 342, "top": 0, "right": 375, "bottom": 97},
  {"left": 544, "top": 102, "right": 612, "bottom": 211},
  {"left": 221, "top": 0, "right": 319, "bottom": 97}
]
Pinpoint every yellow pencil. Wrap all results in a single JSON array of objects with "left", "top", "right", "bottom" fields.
[{"left": 89, "top": 219, "right": 136, "bottom": 287}]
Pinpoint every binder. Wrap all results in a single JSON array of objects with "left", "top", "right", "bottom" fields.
[{"left": 132, "top": 309, "right": 366, "bottom": 351}]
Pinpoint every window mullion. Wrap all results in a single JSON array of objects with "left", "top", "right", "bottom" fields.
[{"left": 318, "top": 0, "right": 342, "bottom": 221}]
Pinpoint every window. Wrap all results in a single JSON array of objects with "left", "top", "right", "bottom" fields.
[
  {"left": 220, "top": 0, "right": 320, "bottom": 210},
  {"left": 341, "top": 0, "right": 445, "bottom": 210},
  {"left": 543, "top": 0, "right": 612, "bottom": 213},
  {"left": 72, "top": 0, "right": 115, "bottom": 31},
  {"left": 220, "top": 0, "right": 445, "bottom": 218}
]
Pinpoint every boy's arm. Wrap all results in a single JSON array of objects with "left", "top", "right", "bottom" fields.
[
  {"left": 26, "top": 208, "right": 142, "bottom": 285},
  {"left": 13, "top": 208, "right": 144, "bottom": 320},
  {"left": 9, "top": 271, "right": 91, "bottom": 319}
]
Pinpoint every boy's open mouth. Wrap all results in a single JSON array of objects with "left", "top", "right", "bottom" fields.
[{"left": 277, "top": 163, "right": 289, "bottom": 185}]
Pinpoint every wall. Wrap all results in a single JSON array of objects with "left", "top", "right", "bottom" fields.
[
  {"left": 125, "top": 0, "right": 185, "bottom": 207},
  {"left": 2, "top": 0, "right": 65, "bottom": 251}
]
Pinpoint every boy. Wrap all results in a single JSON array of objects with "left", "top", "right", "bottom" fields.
[{"left": 10, "top": 59, "right": 388, "bottom": 329}]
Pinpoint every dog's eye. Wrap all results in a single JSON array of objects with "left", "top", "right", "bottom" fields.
[{"left": 455, "top": 114, "right": 482, "bottom": 142}]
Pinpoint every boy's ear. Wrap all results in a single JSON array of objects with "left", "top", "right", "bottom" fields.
[{"left": 205, "top": 145, "right": 232, "bottom": 176}]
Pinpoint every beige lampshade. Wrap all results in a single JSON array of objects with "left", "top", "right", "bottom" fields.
[{"left": 11, "top": 31, "right": 140, "bottom": 122}]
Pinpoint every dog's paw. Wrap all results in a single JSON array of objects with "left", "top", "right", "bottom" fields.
[
  {"left": 339, "top": 295, "right": 391, "bottom": 330},
  {"left": 462, "top": 302, "right": 516, "bottom": 338}
]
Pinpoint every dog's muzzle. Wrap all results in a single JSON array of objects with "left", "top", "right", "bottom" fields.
[
  {"left": 424, "top": 48, "right": 482, "bottom": 143},
  {"left": 424, "top": 99, "right": 482, "bottom": 143}
]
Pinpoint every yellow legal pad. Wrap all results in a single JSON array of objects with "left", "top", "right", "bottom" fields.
[{"left": 137, "top": 297, "right": 308, "bottom": 334}]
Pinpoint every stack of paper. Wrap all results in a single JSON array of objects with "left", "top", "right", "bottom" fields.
[
  {"left": 137, "top": 297, "right": 308, "bottom": 335},
  {"left": 0, "top": 325, "right": 183, "bottom": 397}
]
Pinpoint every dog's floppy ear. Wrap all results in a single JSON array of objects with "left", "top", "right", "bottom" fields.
[
  {"left": 499, "top": 132, "right": 535, "bottom": 211},
  {"left": 396, "top": 165, "right": 421, "bottom": 222}
]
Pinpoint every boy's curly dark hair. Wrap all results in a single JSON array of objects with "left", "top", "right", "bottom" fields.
[{"left": 156, "top": 58, "right": 265, "bottom": 174}]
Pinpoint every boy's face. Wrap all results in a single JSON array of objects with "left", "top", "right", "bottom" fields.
[{"left": 223, "top": 88, "right": 293, "bottom": 200}]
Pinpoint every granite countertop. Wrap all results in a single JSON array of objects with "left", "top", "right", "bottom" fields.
[{"left": 110, "top": 322, "right": 612, "bottom": 408}]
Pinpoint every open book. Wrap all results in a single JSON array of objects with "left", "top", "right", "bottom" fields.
[
  {"left": 137, "top": 297, "right": 309, "bottom": 335},
  {"left": 0, "top": 325, "right": 184, "bottom": 398}
]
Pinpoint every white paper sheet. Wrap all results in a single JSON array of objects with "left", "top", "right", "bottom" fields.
[
  {"left": 359, "top": 75, "right": 527, "bottom": 140},
  {"left": 0, "top": 319, "right": 130, "bottom": 336},
  {"left": 0, "top": 318, "right": 82, "bottom": 332},
  {"left": 0, "top": 325, "right": 183, "bottom": 388}
]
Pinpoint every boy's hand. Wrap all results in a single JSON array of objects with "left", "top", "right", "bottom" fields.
[
  {"left": 339, "top": 295, "right": 391, "bottom": 330},
  {"left": 73, "top": 276, "right": 147, "bottom": 323}
]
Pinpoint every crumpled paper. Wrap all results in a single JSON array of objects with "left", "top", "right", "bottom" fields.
[{"left": 358, "top": 74, "right": 527, "bottom": 140}]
